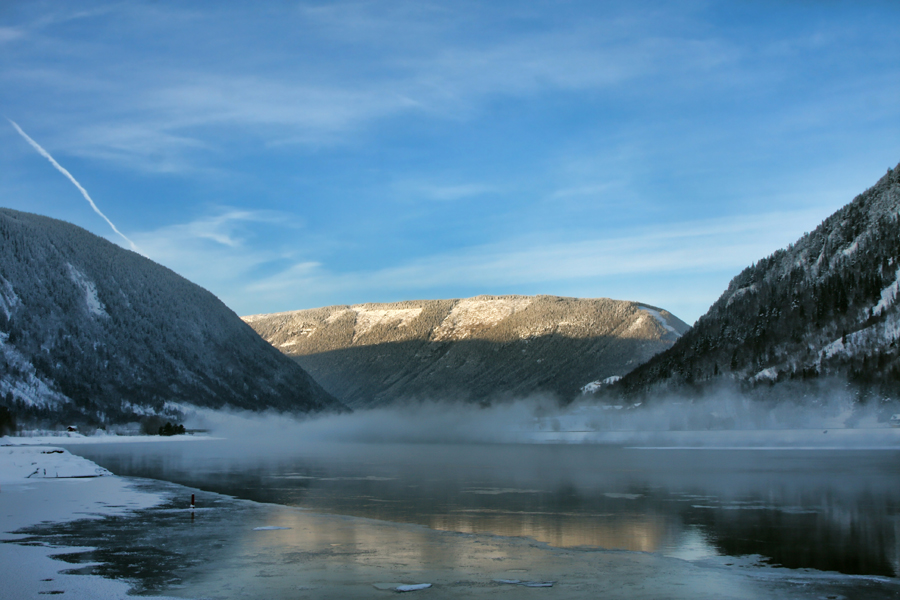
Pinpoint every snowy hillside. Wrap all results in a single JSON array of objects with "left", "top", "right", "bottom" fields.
[
  {"left": 244, "top": 295, "right": 688, "bottom": 408},
  {"left": 613, "top": 161, "right": 900, "bottom": 404},
  {"left": 0, "top": 209, "right": 343, "bottom": 426}
]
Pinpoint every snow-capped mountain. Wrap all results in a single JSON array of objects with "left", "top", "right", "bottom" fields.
[
  {"left": 613, "top": 162, "right": 900, "bottom": 403},
  {"left": 243, "top": 295, "right": 688, "bottom": 407},
  {"left": 0, "top": 209, "right": 344, "bottom": 425}
]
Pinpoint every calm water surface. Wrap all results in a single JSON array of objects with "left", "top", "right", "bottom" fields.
[{"left": 70, "top": 440, "right": 900, "bottom": 578}]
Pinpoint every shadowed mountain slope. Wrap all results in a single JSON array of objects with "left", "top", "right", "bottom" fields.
[
  {"left": 243, "top": 295, "right": 688, "bottom": 408},
  {"left": 0, "top": 208, "right": 344, "bottom": 425},
  {"left": 612, "top": 162, "right": 900, "bottom": 403}
]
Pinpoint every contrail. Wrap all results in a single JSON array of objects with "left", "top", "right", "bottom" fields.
[{"left": 8, "top": 119, "right": 140, "bottom": 253}]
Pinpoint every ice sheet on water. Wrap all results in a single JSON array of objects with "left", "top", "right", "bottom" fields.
[
  {"left": 396, "top": 583, "right": 432, "bottom": 591},
  {"left": 372, "top": 582, "right": 405, "bottom": 590}
]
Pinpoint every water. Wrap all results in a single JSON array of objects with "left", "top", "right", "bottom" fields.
[{"left": 69, "top": 439, "right": 900, "bottom": 578}]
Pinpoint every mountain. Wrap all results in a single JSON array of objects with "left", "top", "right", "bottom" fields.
[
  {"left": 243, "top": 295, "right": 688, "bottom": 408},
  {"left": 0, "top": 208, "right": 344, "bottom": 426},
  {"left": 611, "top": 162, "right": 900, "bottom": 403}
]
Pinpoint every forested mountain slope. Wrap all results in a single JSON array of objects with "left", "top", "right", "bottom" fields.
[
  {"left": 0, "top": 209, "right": 343, "bottom": 425},
  {"left": 613, "top": 162, "right": 900, "bottom": 402},
  {"left": 244, "top": 295, "right": 688, "bottom": 408}
]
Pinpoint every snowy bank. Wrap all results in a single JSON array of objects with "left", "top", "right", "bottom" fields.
[
  {"left": 3, "top": 431, "right": 216, "bottom": 446},
  {"left": 0, "top": 445, "right": 182, "bottom": 599},
  {"left": 0, "top": 445, "right": 111, "bottom": 483}
]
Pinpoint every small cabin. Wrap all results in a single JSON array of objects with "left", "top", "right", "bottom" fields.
[
  {"left": 890, "top": 414, "right": 900, "bottom": 428},
  {"left": 66, "top": 425, "right": 78, "bottom": 432}
]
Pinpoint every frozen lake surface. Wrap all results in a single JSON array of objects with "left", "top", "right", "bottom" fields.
[{"left": 65, "top": 438, "right": 900, "bottom": 579}]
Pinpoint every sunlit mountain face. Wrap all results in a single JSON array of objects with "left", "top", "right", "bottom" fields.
[{"left": 244, "top": 295, "right": 687, "bottom": 408}]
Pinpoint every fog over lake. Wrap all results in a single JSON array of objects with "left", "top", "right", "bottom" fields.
[{"left": 68, "top": 412, "right": 900, "bottom": 580}]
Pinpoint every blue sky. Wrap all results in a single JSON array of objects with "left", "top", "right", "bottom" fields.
[{"left": 1, "top": 1, "right": 898, "bottom": 323}]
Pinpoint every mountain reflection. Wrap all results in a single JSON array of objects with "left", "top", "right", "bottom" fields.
[{"left": 429, "top": 511, "right": 668, "bottom": 552}]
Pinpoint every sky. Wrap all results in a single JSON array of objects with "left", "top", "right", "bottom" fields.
[{"left": 1, "top": 1, "right": 898, "bottom": 324}]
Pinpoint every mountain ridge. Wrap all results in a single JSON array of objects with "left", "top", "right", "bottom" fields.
[
  {"left": 244, "top": 295, "right": 689, "bottom": 407},
  {"left": 0, "top": 208, "right": 345, "bottom": 426}
]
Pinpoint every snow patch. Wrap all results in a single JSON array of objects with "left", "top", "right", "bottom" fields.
[
  {"left": 726, "top": 285, "right": 757, "bottom": 307},
  {"left": 750, "top": 367, "right": 778, "bottom": 383},
  {"left": 325, "top": 309, "right": 352, "bottom": 324},
  {"left": 822, "top": 337, "right": 846, "bottom": 359},
  {"left": 66, "top": 263, "right": 107, "bottom": 318},
  {"left": 0, "top": 275, "right": 19, "bottom": 320},
  {"left": 433, "top": 296, "right": 532, "bottom": 341},
  {"left": 0, "top": 333, "right": 69, "bottom": 408},
  {"left": 581, "top": 376, "right": 621, "bottom": 394},
  {"left": 120, "top": 400, "right": 154, "bottom": 417},
  {"left": 873, "top": 267, "right": 900, "bottom": 316},
  {"left": 822, "top": 311, "right": 900, "bottom": 360},
  {"left": 638, "top": 306, "right": 680, "bottom": 336},
  {"left": 162, "top": 400, "right": 192, "bottom": 415},
  {"left": 841, "top": 240, "right": 859, "bottom": 257},
  {"left": 351, "top": 307, "right": 423, "bottom": 341}
]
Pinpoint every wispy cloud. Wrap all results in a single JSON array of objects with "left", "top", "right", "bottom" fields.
[
  {"left": 1, "top": 2, "right": 746, "bottom": 171},
  {"left": 184, "top": 209, "right": 299, "bottom": 247},
  {"left": 238, "top": 207, "right": 829, "bottom": 314},
  {"left": 130, "top": 208, "right": 308, "bottom": 305},
  {"left": 0, "top": 27, "right": 25, "bottom": 43},
  {"left": 67, "top": 122, "right": 210, "bottom": 174}
]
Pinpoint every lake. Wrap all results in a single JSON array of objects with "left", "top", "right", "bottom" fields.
[{"left": 69, "top": 438, "right": 900, "bottom": 579}]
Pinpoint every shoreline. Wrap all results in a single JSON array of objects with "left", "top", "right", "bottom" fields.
[
  {"left": 3, "top": 431, "right": 218, "bottom": 445},
  {"left": 0, "top": 444, "right": 184, "bottom": 599},
  {"left": 2, "top": 439, "right": 900, "bottom": 599}
]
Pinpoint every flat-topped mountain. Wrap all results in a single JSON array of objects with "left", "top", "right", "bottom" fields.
[
  {"left": 613, "top": 161, "right": 900, "bottom": 404},
  {"left": 243, "top": 295, "right": 688, "bottom": 407},
  {"left": 0, "top": 208, "right": 344, "bottom": 426}
]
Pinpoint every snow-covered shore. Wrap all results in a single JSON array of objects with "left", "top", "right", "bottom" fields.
[
  {"left": 0, "top": 443, "right": 184, "bottom": 599},
  {"left": 0, "top": 444, "right": 111, "bottom": 483},
  {"left": 5, "top": 430, "right": 215, "bottom": 445}
]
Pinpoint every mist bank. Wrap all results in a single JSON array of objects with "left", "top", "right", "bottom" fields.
[{"left": 184, "top": 389, "right": 900, "bottom": 448}]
